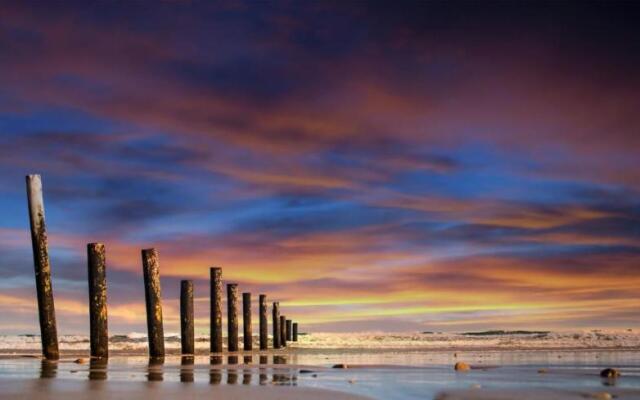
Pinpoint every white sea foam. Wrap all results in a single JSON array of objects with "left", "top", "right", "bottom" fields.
[
  {"left": 1, "top": 330, "right": 638, "bottom": 352},
  {"left": 294, "top": 330, "right": 640, "bottom": 349}
]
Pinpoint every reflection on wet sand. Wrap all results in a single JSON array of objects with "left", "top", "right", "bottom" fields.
[
  {"left": 259, "top": 355, "right": 268, "bottom": 385},
  {"left": 40, "top": 360, "right": 57, "bottom": 379},
  {"left": 243, "top": 356, "right": 252, "bottom": 385},
  {"left": 36, "top": 354, "right": 300, "bottom": 385},
  {"left": 147, "top": 357, "right": 164, "bottom": 382},
  {"left": 89, "top": 358, "right": 107, "bottom": 380},
  {"left": 273, "top": 355, "right": 296, "bottom": 386},
  {"left": 210, "top": 355, "right": 222, "bottom": 385},
  {"left": 180, "top": 356, "right": 194, "bottom": 383},
  {"left": 227, "top": 355, "right": 238, "bottom": 384}
]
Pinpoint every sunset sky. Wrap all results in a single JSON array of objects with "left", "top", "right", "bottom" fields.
[{"left": 0, "top": 2, "right": 639, "bottom": 335}]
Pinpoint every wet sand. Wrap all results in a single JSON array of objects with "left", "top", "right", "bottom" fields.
[
  {"left": 0, "top": 378, "right": 372, "bottom": 400},
  {"left": 1, "top": 350, "right": 640, "bottom": 400}
]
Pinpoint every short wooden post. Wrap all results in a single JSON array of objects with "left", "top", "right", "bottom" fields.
[
  {"left": 242, "top": 292, "right": 252, "bottom": 351},
  {"left": 227, "top": 283, "right": 239, "bottom": 351},
  {"left": 293, "top": 322, "right": 298, "bottom": 341},
  {"left": 259, "top": 294, "right": 268, "bottom": 350},
  {"left": 280, "top": 315, "right": 287, "bottom": 347},
  {"left": 180, "top": 280, "right": 194, "bottom": 355},
  {"left": 272, "top": 302, "right": 280, "bottom": 349},
  {"left": 87, "top": 243, "right": 108, "bottom": 359},
  {"left": 210, "top": 267, "right": 222, "bottom": 353},
  {"left": 142, "top": 248, "right": 164, "bottom": 359},
  {"left": 26, "top": 174, "right": 59, "bottom": 360},
  {"left": 286, "top": 319, "right": 292, "bottom": 341}
]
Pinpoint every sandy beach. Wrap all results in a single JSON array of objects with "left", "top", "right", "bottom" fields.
[
  {"left": 1, "top": 340, "right": 640, "bottom": 400},
  {"left": 0, "top": 377, "right": 372, "bottom": 400}
]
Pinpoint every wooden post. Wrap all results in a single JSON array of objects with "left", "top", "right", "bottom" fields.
[
  {"left": 242, "top": 292, "right": 252, "bottom": 351},
  {"left": 142, "top": 248, "right": 164, "bottom": 359},
  {"left": 180, "top": 280, "right": 194, "bottom": 355},
  {"left": 259, "top": 294, "right": 268, "bottom": 350},
  {"left": 280, "top": 315, "right": 287, "bottom": 347},
  {"left": 293, "top": 322, "right": 298, "bottom": 342},
  {"left": 286, "top": 319, "right": 292, "bottom": 342},
  {"left": 87, "top": 243, "right": 108, "bottom": 359},
  {"left": 26, "top": 174, "right": 59, "bottom": 360},
  {"left": 210, "top": 267, "right": 222, "bottom": 353},
  {"left": 272, "top": 302, "right": 280, "bottom": 349},
  {"left": 227, "top": 283, "right": 239, "bottom": 351}
]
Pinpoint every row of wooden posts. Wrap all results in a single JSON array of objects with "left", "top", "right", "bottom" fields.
[{"left": 26, "top": 174, "right": 299, "bottom": 360}]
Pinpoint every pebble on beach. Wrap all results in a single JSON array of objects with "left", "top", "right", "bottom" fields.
[
  {"left": 332, "top": 364, "right": 348, "bottom": 369},
  {"left": 600, "top": 368, "right": 620, "bottom": 378},
  {"left": 454, "top": 362, "right": 470, "bottom": 371},
  {"left": 589, "top": 392, "right": 613, "bottom": 400}
]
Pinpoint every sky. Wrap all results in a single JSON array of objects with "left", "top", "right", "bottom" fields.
[{"left": 0, "top": 1, "right": 639, "bottom": 335}]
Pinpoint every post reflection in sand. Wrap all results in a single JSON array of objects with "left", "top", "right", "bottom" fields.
[
  {"left": 88, "top": 358, "right": 107, "bottom": 380},
  {"left": 243, "top": 356, "right": 252, "bottom": 385},
  {"left": 180, "top": 356, "right": 194, "bottom": 383},
  {"left": 227, "top": 355, "right": 238, "bottom": 385},
  {"left": 147, "top": 357, "right": 164, "bottom": 382},
  {"left": 40, "top": 359, "right": 57, "bottom": 379},
  {"left": 210, "top": 355, "right": 222, "bottom": 385}
]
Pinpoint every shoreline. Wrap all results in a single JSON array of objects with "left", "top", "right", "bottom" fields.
[{"left": 2, "top": 345, "right": 640, "bottom": 358}]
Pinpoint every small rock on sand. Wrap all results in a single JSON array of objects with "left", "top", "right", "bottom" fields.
[
  {"left": 600, "top": 368, "right": 620, "bottom": 378},
  {"left": 588, "top": 392, "right": 612, "bottom": 400},
  {"left": 332, "top": 364, "right": 348, "bottom": 369},
  {"left": 454, "top": 362, "right": 470, "bottom": 371}
]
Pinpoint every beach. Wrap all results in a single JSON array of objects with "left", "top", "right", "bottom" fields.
[{"left": 1, "top": 332, "right": 640, "bottom": 399}]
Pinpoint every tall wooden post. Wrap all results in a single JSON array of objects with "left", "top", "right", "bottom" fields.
[
  {"left": 26, "top": 174, "right": 59, "bottom": 360},
  {"left": 87, "top": 243, "right": 108, "bottom": 358},
  {"left": 180, "top": 280, "right": 194, "bottom": 355},
  {"left": 293, "top": 322, "right": 298, "bottom": 341},
  {"left": 280, "top": 315, "right": 287, "bottom": 347},
  {"left": 272, "top": 302, "right": 280, "bottom": 349},
  {"left": 210, "top": 267, "right": 222, "bottom": 353},
  {"left": 286, "top": 319, "right": 292, "bottom": 342},
  {"left": 259, "top": 294, "right": 268, "bottom": 350},
  {"left": 142, "top": 248, "right": 164, "bottom": 359},
  {"left": 242, "top": 292, "right": 252, "bottom": 351},
  {"left": 227, "top": 283, "right": 239, "bottom": 351}
]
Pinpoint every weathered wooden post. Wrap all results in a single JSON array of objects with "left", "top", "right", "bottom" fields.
[
  {"left": 272, "top": 302, "right": 280, "bottom": 349},
  {"left": 227, "top": 283, "right": 239, "bottom": 351},
  {"left": 180, "top": 280, "right": 194, "bottom": 355},
  {"left": 87, "top": 243, "right": 108, "bottom": 358},
  {"left": 142, "top": 248, "right": 164, "bottom": 359},
  {"left": 259, "top": 294, "right": 268, "bottom": 350},
  {"left": 286, "top": 319, "right": 292, "bottom": 342},
  {"left": 280, "top": 315, "right": 287, "bottom": 347},
  {"left": 26, "top": 174, "right": 59, "bottom": 360},
  {"left": 242, "top": 292, "right": 252, "bottom": 351},
  {"left": 293, "top": 322, "right": 298, "bottom": 341},
  {"left": 210, "top": 267, "right": 222, "bottom": 353}
]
